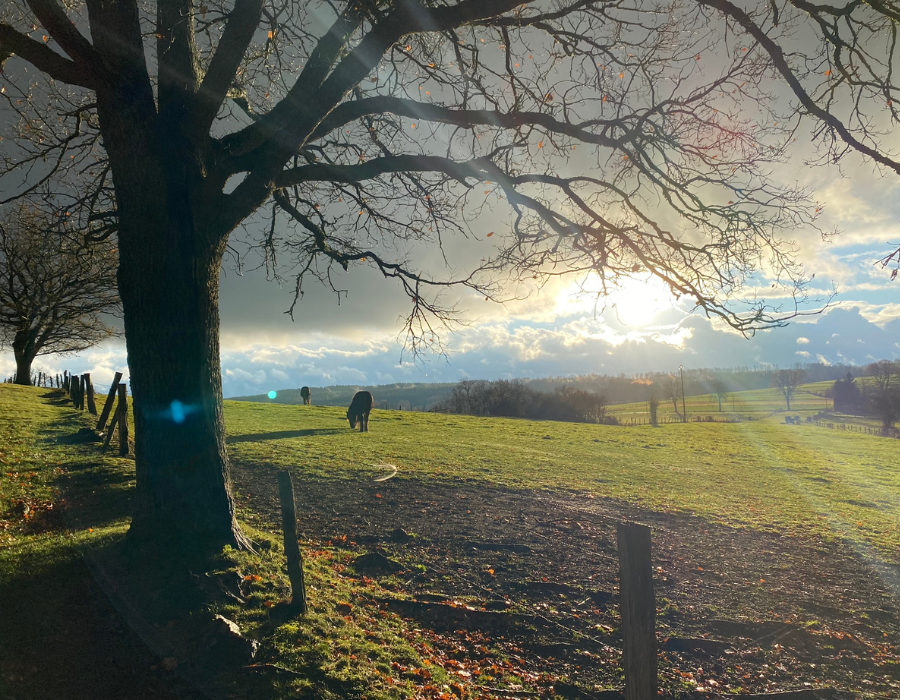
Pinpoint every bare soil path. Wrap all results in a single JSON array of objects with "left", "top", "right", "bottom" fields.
[{"left": 235, "top": 464, "right": 900, "bottom": 698}]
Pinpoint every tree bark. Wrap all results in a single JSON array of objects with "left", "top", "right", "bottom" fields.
[
  {"left": 86, "top": 6, "right": 251, "bottom": 561},
  {"left": 119, "top": 218, "right": 250, "bottom": 558},
  {"left": 12, "top": 331, "right": 35, "bottom": 386}
]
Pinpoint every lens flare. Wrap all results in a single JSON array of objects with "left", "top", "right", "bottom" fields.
[
  {"left": 170, "top": 400, "right": 186, "bottom": 424},
  {"left": 268, "top": 390, "right": 277, "bottom": 400}
]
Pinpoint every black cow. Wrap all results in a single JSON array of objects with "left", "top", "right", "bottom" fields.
[
  {"left": 347, "top": 391, "right": 374, "bottom": 432},
  {"left": 300, "top": 386, "right": 311, "bottom": 405}
]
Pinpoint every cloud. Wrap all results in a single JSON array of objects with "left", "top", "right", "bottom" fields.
[{"left": 797, "top": 337, "right": 810, "bottom": 344}]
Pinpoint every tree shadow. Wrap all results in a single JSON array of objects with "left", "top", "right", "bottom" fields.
[
  {"left": 226, "top": 428, "right": 343, "bottom": 444},
  {"left": 0, "top": 537, "right": 206, "bottom": 700}
]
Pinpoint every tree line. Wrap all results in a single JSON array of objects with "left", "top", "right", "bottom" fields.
[
  {"left": 432, "top": 379, "right": 616, "bottom": 424},
  {"left": 832, "top": 361, "right": 900, "bottom": 435}
]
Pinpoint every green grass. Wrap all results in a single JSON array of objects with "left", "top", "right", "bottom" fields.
[
  {"left": 225, "top": 399, "right": 900, "bottom": 554},
  {"left": 608, "top": 383, "right": 833, "bottom": 422},
  {"left": 5, "top": 383, "right": 900, "bottom": 699}
]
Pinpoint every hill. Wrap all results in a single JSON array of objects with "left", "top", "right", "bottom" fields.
[
  {"left": 231, "top": 382, "right": 456, "bottom": 410},
  {"left": 231, "top": 362, "right": 860, "bottom": 412}
]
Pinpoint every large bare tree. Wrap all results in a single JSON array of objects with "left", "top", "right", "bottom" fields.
[
  {"left": 0, "top": 0, "right": 839, "bottom": 560},
  {"left": 0, "top": 202, "right": 119, "bottom": 385}
]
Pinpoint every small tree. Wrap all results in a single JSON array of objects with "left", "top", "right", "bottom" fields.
[
  {"left": 711, "top": 377, "right": 729, "bottom": 412},
  {"left": 662, "top": 376, "right": 681, "bottom": 416},
  {"left": 866, "top": 361, "right": 898, "bottom": 394},
  {"left": 772, "top": 368, "right": 806, "bottom": 411},
  {"left": 865, "top": 362, "right": 900, "bottom": 435},
  {"left": 648, "top": 385, "right": 660, "bottom": 427},
  {"left": 0, "top": 203, "right": 119, "bottom": 385},
  {"left": 869, "top": 388, "right": 900, "bottom": 436},
  {"left": 833, "top": 373, "right": 863, "bottom": 414}
]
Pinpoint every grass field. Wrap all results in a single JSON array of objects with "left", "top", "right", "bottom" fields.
[
  {"left": 4, "top": 383, "right": 900, "bottom": 698},
  {"left": 607, "top": 383, "right": 833, "bottom": 423},
  {"left": 225, "top": 398, "right": 900, "bottom": 554}
]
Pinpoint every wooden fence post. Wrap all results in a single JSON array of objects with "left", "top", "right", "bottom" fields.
[
  {"left": 117, "top": 384, "right": 130, "bottom": 456},
  {"left": 96, "top": 372, "right": 123, "bottom": 432},
  {"left": 277, "top": 470, "right": 308, "bottom": 613},
  {"left": 102, "top": 410, "right": 119, "bottom": 451},
  {"left": 617, "top": 522, "right": 657, "bottom": 700},
  {"left": 84, "top": 374, "right": 97, "bottom": 415}
]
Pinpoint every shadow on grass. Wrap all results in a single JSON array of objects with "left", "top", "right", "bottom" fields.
[
  {"left": 226, "top": 428, "right": 343, "bottom": 444},
  {"left": 0, "top": 537, "right": 208, "bottom": 700}
]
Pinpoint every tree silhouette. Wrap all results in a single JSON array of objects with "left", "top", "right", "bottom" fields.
[
  {"left": 0, "top": 202, "right": 119, "bottom": 386},
  {"left": 0, "top": 0, "right": 833, "bottom": 559},
  {"left": 772, "top": 368, "right": 806, "bottom": 411}
]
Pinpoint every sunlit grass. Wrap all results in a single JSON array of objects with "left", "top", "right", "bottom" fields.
[
  {"left": 608, "top": 383, "right": 833, "bottom": 422},
  {"left": 225, "top": 399, "right": 900, "bottom": 557}
]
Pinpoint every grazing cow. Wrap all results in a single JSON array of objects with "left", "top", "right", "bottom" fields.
[
  {"left": 300, "top": 386, "right": 311, "bottom": 405},
  {"left": 347, "top": 391, "right": 374, "bottom": 432}
]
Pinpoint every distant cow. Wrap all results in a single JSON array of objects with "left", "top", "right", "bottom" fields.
[
  {"left": 347, "top": 391, "right": 374, "bottom": 432},
  {"left": 300, "top": 386, "right": 311, "bottom": 405}
]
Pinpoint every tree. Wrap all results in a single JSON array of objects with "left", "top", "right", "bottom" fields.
[
  {"left": 832, "top": 373, "right": 862, "bottom": 415},
  {"left": 0, "top": 202, "right": 119, "bottom": 385},
  {"left": 648, "top": 384, "right": 660, "bottom": 427},
  {"left": 711, "top": 377, "right": 728, "bottom": 412},
  {"left": 661, "top": 376, "right": 681, "bottom": 417},
  {"left": 0, "top": 0, "right": 830, "bottom": 560},
  {"left": 865, "top": 361, "right": 900, "bottom": 435},
  {"left": 866, "top": 361, "right": 898, "bottom": 394},
  {"left": 772, "top": 368, "right": 806, "bottom": 411}
]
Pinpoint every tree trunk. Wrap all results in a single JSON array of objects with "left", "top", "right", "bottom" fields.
[
  {"left": 117, "top": 213, "right": 250, "bottom": 560},
  {"left": 86, "top": 8, "right": 251, "bottom": 561},
  {"left": 12, "top": 332, "right": 35, "bottom": 386}
]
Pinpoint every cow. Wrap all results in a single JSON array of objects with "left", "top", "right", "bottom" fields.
[
  {"left": 347, "top": 391, "right": 374, "bottom": 432},
  {"left": 300, "top": 386, "right": 311, "bottom": 405}
]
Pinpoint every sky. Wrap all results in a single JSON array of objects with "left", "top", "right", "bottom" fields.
[{"left": 4, "top": 155, "right": 900, "bottom": 398}]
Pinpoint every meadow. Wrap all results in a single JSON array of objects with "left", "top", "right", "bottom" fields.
[
  {"left": 2, "top": 383, "right": 899, "bottom": 699},
  {"left": 226, "top": 394, "right": 900, "bottom": 553}
]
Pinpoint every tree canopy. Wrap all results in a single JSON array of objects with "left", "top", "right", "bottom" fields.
[{"left": 0, "top": 201, "right": 119, "bottom": 385}]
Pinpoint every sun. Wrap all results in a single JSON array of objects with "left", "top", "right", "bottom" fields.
[
  {"left": 558, "top": 274, "right": 677, "bottom": 327},
  {"left": 605, "top": 276, "right": 677, "bottom": 327}
]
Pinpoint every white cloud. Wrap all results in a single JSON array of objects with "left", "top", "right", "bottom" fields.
[{"left": 797, "top": 337, "right": 810, "bottom": 345}]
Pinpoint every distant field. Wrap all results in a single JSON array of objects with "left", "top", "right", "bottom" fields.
[
  {"left": 226, "top": 397, "right": 900, "bottom": 555},
  {"left": 607, "top": 383, "right": 833, "bottom": 423}
]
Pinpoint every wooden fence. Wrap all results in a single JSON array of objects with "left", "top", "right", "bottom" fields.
[{"left": 54, "top": 369, "right": 131, "bottom": 456}]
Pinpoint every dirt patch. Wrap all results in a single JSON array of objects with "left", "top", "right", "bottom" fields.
[{"left": 233, "top": 465, "right": 900, "bottom": 697}]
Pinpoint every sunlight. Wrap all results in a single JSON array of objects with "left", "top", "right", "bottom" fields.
[{"left": 559, "top": 274, "right": 678, "bottom": 327}]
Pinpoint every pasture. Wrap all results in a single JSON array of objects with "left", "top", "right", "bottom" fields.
[
  {"left": 607, "top": 383, "right": 833, "bottom": 423},
  {"left": 2, "top": 384, "right": 899, "bottom": 699}
]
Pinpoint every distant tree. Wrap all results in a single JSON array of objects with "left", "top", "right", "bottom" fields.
[
  {"left": 866, "top": 361, "right": 898, "bottom": 394},
  {"left": 772, "top": 368, "right": 806, "bottom": 411},
  {"left": 869, "top": 389, "right": 900, "bottom": 436},
  {"left": 0, "top": 203, "right": 119, "bottom": 386},
  {"left": 662, "top": 376, "right": 681, "bottom": 416},
  {"left": 711, "top": 377, "right": 729, "bottom": 412},
  {"left": 832, "top": 373, "right": 863, "bottom": 415},
  {"left": 864, "top": 362, "right": 900, "bottom": 435},
  {"left": 648, "top": 385, "right": 660, "bottom": 427}
]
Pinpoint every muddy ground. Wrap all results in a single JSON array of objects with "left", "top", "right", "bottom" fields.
[{"left": 234, "top": 463, "right": 900, "bottom": 699}]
